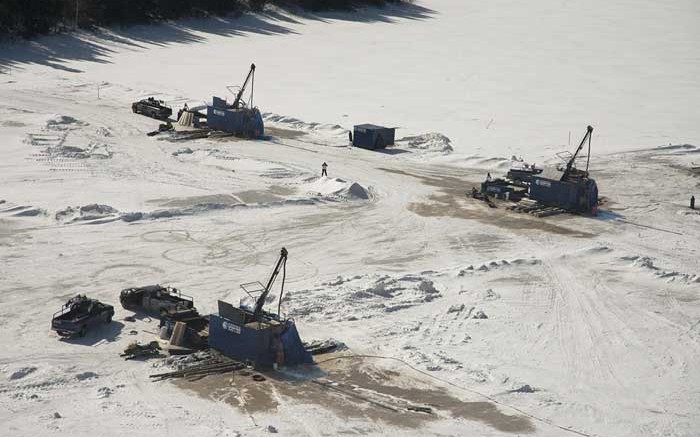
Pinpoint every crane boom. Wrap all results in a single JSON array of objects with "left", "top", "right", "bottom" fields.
[
  {"left": 561, "top": 125, "right": 593, "bottom": 181},
  {"left": 232, "top": 63, "right": 256, "bottom": 110},
  {"left": 253, "top": 247, "right": 287, "bottom": 322}
]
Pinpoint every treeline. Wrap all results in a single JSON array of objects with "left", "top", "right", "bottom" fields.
[{"left": 0, "top": 0, "right": 402, "bottom": 39}]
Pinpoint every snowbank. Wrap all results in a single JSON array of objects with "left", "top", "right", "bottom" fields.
[
  {"left": 288, "top": 273, "right": 442, "bottom": 321},
  {"left": 300, "top": 177, "right": 371, "bottom": 201},
  {"left": 621, "top": 255, "right": 700, "bottom": 284},
  {"left": 395, "top": 133, "right": 453, "bottom": 154}
]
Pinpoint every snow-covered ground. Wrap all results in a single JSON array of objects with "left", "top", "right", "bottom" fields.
[{"left": 1, "top": 1, "right": 700, "bottom": 436}]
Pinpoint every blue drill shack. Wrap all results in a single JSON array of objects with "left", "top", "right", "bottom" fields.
[
  {"left": 353, "top": 124, "right": 395, "bottom": 150},
  {"left": 209, "top": 301, "right": 312, "bottom": 369},
  {"left": 205, "top": 63, "right": 264, "bottom": 138},
  {"left": 529, "top": 168, "right": 598, "bottom": 212},
  {"left": 207, "top": 96, "right": 264, "bottom": 138},
  {"left": 207, "top": 248, "right": 313, "bottom": 369},
  {"left": 528, "top": 126, "right": 599, "bottom": 213}
]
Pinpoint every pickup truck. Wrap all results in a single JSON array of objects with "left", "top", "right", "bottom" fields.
[
  {"left": 120, "top": 285, "right": 194, "bottom": 318},
  {"left": 51, "top": 295, "right": 114, "bottom": 337},
  {"left": 131, "top": 97, "right": 172, "bottom": 120}
]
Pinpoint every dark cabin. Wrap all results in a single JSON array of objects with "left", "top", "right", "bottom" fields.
[{"left": 352, "top": 124, "right": 395, "bottom": 150}]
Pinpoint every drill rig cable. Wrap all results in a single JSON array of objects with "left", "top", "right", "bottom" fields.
[{"left": 278, "top": 258, "right": 286, "bottom": 316}]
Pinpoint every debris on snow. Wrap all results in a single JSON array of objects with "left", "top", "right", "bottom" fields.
[
  {"left": 9, "top": 367, "right": 37, "bottom": 380},
  {"left": 76, "top": 371, "right": 99, "bottom": 381},
  {"left": 509, "top": 384, "right": 537, "bottom": 394},
  {"left": 172, "top": 147, "right": 194, "bottom": 156},
  {"left": 97, "top": 387, "right": 113, "bottom": 399},
  {"left": 447, "top": 304, "right": 465, "bottom": 313},
  {"left": 472, "top": 310, "right": 488, "bottom": 319}
]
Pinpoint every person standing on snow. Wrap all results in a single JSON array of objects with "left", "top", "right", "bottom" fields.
[
  {"left": 691, "top": 195, "right": 696, "bottom": 210},
  {"left": 321, "top": 162, "right": 328, "bottom": 177}
]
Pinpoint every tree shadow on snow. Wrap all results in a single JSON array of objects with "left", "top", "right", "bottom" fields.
[
  {"left": 292, "top": 2, "right": 436, "bottom": 24},
  {"left": 0, "top": 3, "right": 435, "bottom": 74}
]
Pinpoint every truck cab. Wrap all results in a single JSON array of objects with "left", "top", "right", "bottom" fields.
[{"left": 120, "top": 285, "right": 194, "bottom": 318}]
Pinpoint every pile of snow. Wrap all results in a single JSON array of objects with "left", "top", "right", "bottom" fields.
[
  {"left": 300, "top": 177, "right": 371, "bottom": 201},
  {"left": 287, "top": 274, "right": 441, "bottom": 321},
  {"left": 56, "top": 204, "right": 119, "bottom": 222},
  {"left": 395, "top": 133, "right": 454, "bottom": 154},
  {"left": 263, "top": 112, "right": 350, "bottom": 147},
  {"left": 654, "top": 144, "right": 697, "bottom": 154},
  {"left": 457, "top": 257, "right": 541, "bottom": 276},
  {"left": 263, "top": 112, "right": 347, "bottom": 136},
  {"left": 621, "top": 255, "right": 700, "bottom": 283},
  {"left": 172, "top": 147, "right": 194, "bottom": 156},
  {"left": 456, "top": 156, "right": 513, "bottom": 171}
]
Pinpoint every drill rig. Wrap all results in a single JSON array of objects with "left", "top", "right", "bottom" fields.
[
  {"left": 206, "top": 63, "right": 264, "bottom": 138},
  {"left": 208, "top": 248, "right": 312, "bottom": 369},
  {"left": 528, "top": 125, "right": 599, "bottom": 213}
]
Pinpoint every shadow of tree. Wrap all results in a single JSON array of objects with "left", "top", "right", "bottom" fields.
[{"left": 0, "top": 3, "right": 435, "bottom": 73}]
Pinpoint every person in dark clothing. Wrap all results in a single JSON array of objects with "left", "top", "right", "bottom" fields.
[
  {"left": 321, "top": 162, "right": 328, "bottom": 177},
  {"left": 486, "top": 172, "right": 492, "bottom": 182},
  {"left": 348, "top": 131, "right": 353, "bottom": 145},
  {"left": 692, "top": 195, "right": 696, "bottom": 209}
]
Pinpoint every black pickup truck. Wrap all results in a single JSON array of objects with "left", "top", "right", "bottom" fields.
[
  {"left": 51, "top": 295, "right": 114, "bottom": 337},
  {"left": 131, "top": 97, "right": 172, "bottom": 120},
  {"left": 120, "top": 285, "right": 194, "bottom": 318}
]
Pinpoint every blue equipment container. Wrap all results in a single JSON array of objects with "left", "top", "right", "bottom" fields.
[
  {"left": 206, "top": 248, "right": 313, "bottom": 369},
  {"left": 353, "top": 124, "right": 395, "bottom": 150},
  {"left": 528, "top": 125, "right": 599, "bottom": 213},
  {"left": 208, "top": 307, "right": 312, "bottom": 369},
  {"left": 206, "top": 96, "right": 264, "bottom": 138},
  {"left": 529, "top": 175, "right": 598, "bottom": 212}
]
